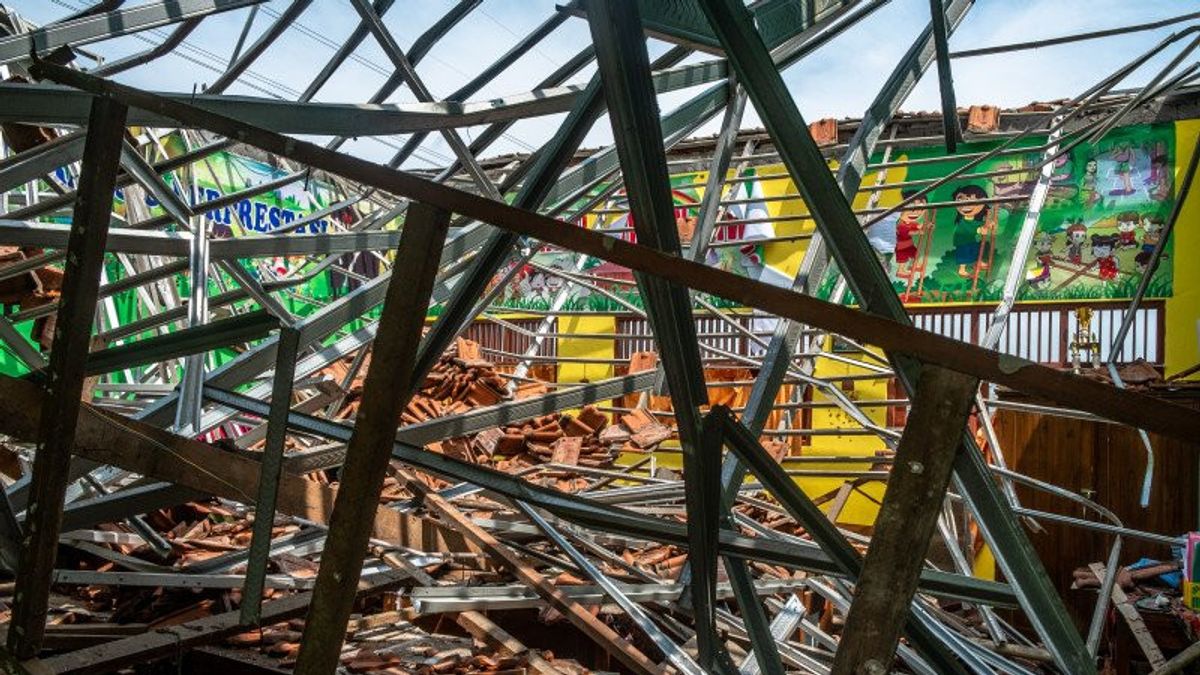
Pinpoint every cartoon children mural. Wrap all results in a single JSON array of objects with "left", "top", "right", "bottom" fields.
[
  {"left": 495, "top": 122, "right": 1180, "bottom": 312},
  {"left": 854, "top": 124, "right": 1174, "bottom": 305},
  {"left": 1090, "top": 234, "right": 1120, "bottom": 281},
  {"left": 1064, "top": 219, "right": 1088, "bottom": 264},
  {"left": 1115, "top": 211, "right": 1139, "bottom": 248},
  {"left": 1109, "top": 142, "right": 1136, "bottom": 196},
  {"left": 1136, "top": 215, "right": 1165, "bottom": 271},
  {"left": 951, "top": 184, "right": 993, "bottom": 279}
]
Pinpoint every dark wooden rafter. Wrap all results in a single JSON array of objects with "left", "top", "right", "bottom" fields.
[
  {"left": 831, "top": 366, "right": 979, "bottom": 674},
  {"left": 7, "top": 94, "right": 128, "bottom": 661},
  {"left": 292, "top": 202, "right": 452, "bottom": 675},
  {"left": 26, "top": 62, "right": 1199, "bottom": 446},
  {"left": 239, "top": 325, "right": 302, "bottom": 625},
  {"left": 0, "top": 376, "right": 432, "bottom": 548}
]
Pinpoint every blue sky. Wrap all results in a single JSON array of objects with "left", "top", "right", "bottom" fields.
[{"left": 8, "top": 0, "right": 1197, "bottom": 167}]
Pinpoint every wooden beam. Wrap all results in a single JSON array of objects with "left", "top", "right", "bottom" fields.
[
  {"left": 1089, "top": 563, "right": 1166, "bottom": 670},
  {"left": 8, "top": 95, "right": 128, "bottom": 660},
  {"left": 292, "top": 202, "right": 451, "bottom": 675},
  {"left": 455, "top": 611, "right": 561, "bottom": 675},
  {"left": 831, "top": 366, "right": 978, "bottom": 675},
  {"left": 240, "top": 326, "right": 301, "bottom": 625},
  {"left": 29, "top": 61, "right": 1200, "bottom": 446},
  {"left": 406, "top": 473, "right": 664, "bottom": 675},
  {"left": 1151, "top": 638, "right": 1200, "bottom": 675}
]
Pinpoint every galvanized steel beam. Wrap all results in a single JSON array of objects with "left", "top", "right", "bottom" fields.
[
  {"left": 584, "top": 2, "right": 724, "bottom": 668},
  {"left": 0, "top": 0, "right": 265, "bottom": 65}
]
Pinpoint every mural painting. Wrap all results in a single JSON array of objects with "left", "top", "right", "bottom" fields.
[
  {"left": 842, "top": 122, "right": 1176, "bottom": 305},
  {"left": 489, "top": 121, "right": 1176, "bottom": 314},
  {"left": 490, "top": 168, "right": 788, "bottom": 312}
]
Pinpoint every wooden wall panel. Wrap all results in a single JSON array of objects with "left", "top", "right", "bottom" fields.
[{"left": 993, "top": 393, "right": 1199, "bottom": 635}]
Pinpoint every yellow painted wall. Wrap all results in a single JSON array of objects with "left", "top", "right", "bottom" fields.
[
  {"left": 761, "top": 158, "right": 909, "bottom": 527},
  {"left": 556, "top": 315, "right": 615, "bottom": 385},
  {"left": 799, "top": 344, "right": 892, "bottom": 527},
  {"left": 1167, "top": 121, "right": 1200, "bottom": 379},
  {"left": 755, "top": 157, "right": 910, "bottom": 279}
]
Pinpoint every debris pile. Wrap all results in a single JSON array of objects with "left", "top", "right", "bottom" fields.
[
  {"left": 225, "top": 617, "right": 583, "bottom": 674},
  {"left": 1071, "top": 557, "right": 1200, "bottom": 671},
  {"left": 328, "top": 338, "right": 683, "bottom": 471}
]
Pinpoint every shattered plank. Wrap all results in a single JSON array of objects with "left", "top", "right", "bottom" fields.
[
  {"left": 455, "top": 611, "right": 561, "bottom": 675},
  {"left": 1089, "top": 563, "right": 1166, "bottom": 670}
]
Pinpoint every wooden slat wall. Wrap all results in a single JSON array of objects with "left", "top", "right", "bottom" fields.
[{"left": 992, "top": 394, "right": 1200, "bottom": 638}]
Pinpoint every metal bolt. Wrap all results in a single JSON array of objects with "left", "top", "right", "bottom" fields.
[
  {"left": 861, "top": 659, "right": 886, "bottom": 675},
  {"left": 908, "top": 461, "right": 924, "bottom": 475}
]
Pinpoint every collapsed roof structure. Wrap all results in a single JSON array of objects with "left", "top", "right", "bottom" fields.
[{"left": 1, "top": 1, "right": 1200, "bottom": 674}]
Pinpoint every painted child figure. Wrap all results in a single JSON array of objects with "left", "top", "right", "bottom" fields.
[
  {"left": 1109, "top": 143, "right": 1135, "bottom": 196},
  {"left": 865, "top": 206, "right": 899, "bottom": 272},
  {"left": 1064, "top": 219, "right": 1087, "bottom": 265},
  {"left": 1080, "top": 158, "right": 1101, "bottom": 209},
  {"left": 951, "top": 184, "right": 991, "bottom": 279},
  {"left": 1115, "top": 211, "right": 1139, "bottom": 249},
  {"left": 1026, "top": 232, "right": 1055, "bottom": 289},
  {"left": 1135, "top": 216, "right": 1165, "bottom": 272},
  {"left": 1146, "top": 141, "right": 1170, "bottom": 199},
  {"left": 1091, "top": 234, "right": 1120, "bottom": 281},
  {"left": 894, "top": 190, "right": 929, "bottom": 275}
]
